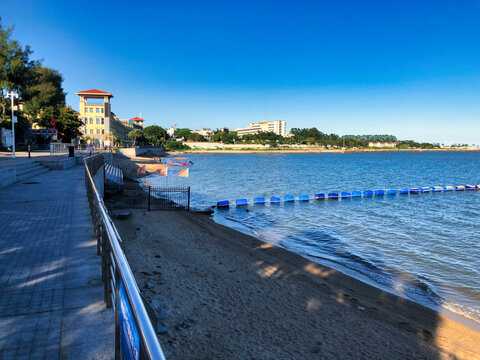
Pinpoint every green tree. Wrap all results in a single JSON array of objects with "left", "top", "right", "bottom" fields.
[
  {"left": 174, "top": 128, "right": 191, "bottom": 139},
  {"left": 0, "top": 19, "right": 40, "bottom": 120},
  {"left": 36, "top": 106, "right": 83, "bottom": 142},
  {"left": 187, "top": 132, "right": 205, "bottom": 142},
  {"left": 143, "top": 125, "right": 166, "bottom": 145},
  {"left": 23, "top": 67, "right": 66, "bottom": 121},
  {"left": 128, "top": 129, "right": 143, "bottom": 147}
]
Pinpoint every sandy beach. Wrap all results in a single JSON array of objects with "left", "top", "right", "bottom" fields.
[{"left": 112, "top": 210, "right": 480, "bottom": 359}]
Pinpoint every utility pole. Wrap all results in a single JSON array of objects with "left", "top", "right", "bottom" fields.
[{"left": 6, "top": 91, "right": 18, "bottom": 159}]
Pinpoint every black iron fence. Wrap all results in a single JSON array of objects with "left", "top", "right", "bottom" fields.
[{"left": 105, "top": 182, "right": 190, "bottom": 211}]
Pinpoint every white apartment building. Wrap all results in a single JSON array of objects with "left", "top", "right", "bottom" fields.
[
  {"left": 235, "top": 120, "right": 287, "bottom": 137},
  {"left": 192, "top": 128, "right": 215, "bottom": 140}
]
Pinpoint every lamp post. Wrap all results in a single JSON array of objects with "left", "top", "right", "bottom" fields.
[{"left": 5, "top": 91, "right": 18, "bottom": 159}]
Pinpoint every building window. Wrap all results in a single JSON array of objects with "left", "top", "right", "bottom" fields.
[
  {"left": 89, "top": 118, "right": 93, "bottom": 124},
  {"left": 90, "top": 129, "right": 93, "bottom": 134},
  {"left": 97, "top": 129, "right": 100, "bottom": 134},
  {"left": 101, "top": 118, "right": 104, "bottom": 124},
  {"left": 96, "top": 118, "right": 100, "bottom": 124},
  {"left": 96, "top": 108, "right": 99, "bottom": 113},
  {"left": 88, "top": 108, "right": 92, "bottom": 113},
  {"left": 102, "top": 129, "right": 104, "bottom": 134},
  {"left": 101, "top": 108, "right": 104, "bottom": 113}
]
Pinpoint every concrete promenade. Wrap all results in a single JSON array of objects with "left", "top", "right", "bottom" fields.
[{"left": 0, "top": 164, "right": 114, "bottom": 359}]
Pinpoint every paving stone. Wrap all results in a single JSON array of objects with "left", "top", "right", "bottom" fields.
[{"left": 0, "top": 166, "right": 114, "bottom": 359}]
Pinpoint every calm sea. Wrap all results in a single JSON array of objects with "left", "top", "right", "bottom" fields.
[{"left": 146, "top": 151, "right": 480, "bottom": 325}]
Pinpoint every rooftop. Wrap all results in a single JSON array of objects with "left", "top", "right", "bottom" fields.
[
  {"left": 130, "top": 117, "right": 145, "bottom": 122},
  {"left": 76, "top": 89, "right": 113, "bottom": 98}
]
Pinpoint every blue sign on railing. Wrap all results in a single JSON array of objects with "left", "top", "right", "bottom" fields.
[{"left": 119, "top": 280, "right": 140, "bottom": 360}]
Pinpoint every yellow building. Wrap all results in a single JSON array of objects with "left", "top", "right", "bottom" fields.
[
  {"left": 76, "top": 89, "right": 113, "bottom": 145},
  {"left": 76, "top": 89, "right": 145, "bottom": 146}
]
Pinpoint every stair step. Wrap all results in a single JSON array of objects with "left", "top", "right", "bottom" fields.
[
  {"left": 17, "top": 167, "right": 50, "bottom": 182},
  {"left": 16, "top": 164, "right": 45, "bottom": 176}
]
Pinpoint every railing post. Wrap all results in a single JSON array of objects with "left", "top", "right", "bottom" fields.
[
  {"left": 187, "top": 186, "right": 191, "bottom": 211},
  {"left": 147, "top": 186, "right": 151, "bottom": 211}
]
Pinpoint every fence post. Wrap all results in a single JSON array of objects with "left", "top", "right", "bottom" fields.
[
  {"left": 187, "top": 187, "right": 190, "bottom": 211},
  {"left": 147, "top": 186, "right": 151, "bottom": 211}
]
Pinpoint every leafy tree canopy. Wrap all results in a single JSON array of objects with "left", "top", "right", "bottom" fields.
[
  {"left": 143, "top": 125, "right": 166, "bottom": 145},
  {"left": 128, "top": 129, "right": 143, "bottom": 147},
  {"left": 174, "top": 128, "right": 191, "bottom": 139}
]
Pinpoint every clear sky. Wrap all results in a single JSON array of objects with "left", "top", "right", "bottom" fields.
[{"left": 2, "top": 0, "right": 479, "bottom": 144}]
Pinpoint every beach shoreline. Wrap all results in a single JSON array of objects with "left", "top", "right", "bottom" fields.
[
  {"left": 112, "top": 208, "right": 480, "bottom": 359},
  {"left": 177, "top": 148, "right": 480, "bottom": 155},
  {"left": 111, "top": 154, "right": 480, "bottom": 359}
]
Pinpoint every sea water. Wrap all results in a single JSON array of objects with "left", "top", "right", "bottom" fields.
[{"left": 146, "top": 151, "right": 480, "bottom": 325}]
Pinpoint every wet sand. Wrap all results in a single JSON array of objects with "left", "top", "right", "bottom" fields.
[{"left": 113, "top": 208, "right": 480, "bottom": 360}]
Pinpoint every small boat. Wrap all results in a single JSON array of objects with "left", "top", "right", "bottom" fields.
[
  {"left": 217, "top": 200, "right": 229, "bottom": 208},
  {"left": 352, "top": 191, "right": 362, "bottom": 197},
  {"left": 270, "top": 196, "right": 281, "bottom": 204},
  {"left": 236, "top": 199, "right": 248, "bottom": 206},
  {"left": 465, "top": 184, "right": 475, "bottom": 190},
  {"left": 476, "top": 185, "right": 480, "bottom": 190},
  {"left": 254, "top": 197, "right": 265, "bottom": 204},
  {"left": 340, "top": 191, "right": 352, "bottom": 198},
  {"left": 399, "top": 188, "right": 409, "bottom": 194},
  {"left": 374, "top": 189, "right": 385, "bottom": 196},
  {"left": 299, "top": 195, "right": 310, "bottom": 201},
  {"left": 431, "top": 186, "right": 443, "bottom": 192},
  {"left": 386, "top": 189, "right": 397, "bottom": 195},
  {"left": 455, "top": 185, "right": 465, "bottom": 191},
  {"left": 363, "top": 190, "right": 374, "bottom": 197},
  {"left": 315, "top": 193, "right": 325, "bottom": 200},
  {"left": 410, "top": 188, "right": 420, "bottom": 194},
  {"left": 284, "top": 195, "right": 295, "bottom": 202},
  {"left": 328, "top": 192, "right": 339, "bottom": 199},
  {"left": 444, "top": 186, "right": 454, "bottom": 191},
  {"left": 420, "top": 187, "right": 431, "bottom": 193}
]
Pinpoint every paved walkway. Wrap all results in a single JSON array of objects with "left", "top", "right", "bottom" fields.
[{"left": 0, "top": 165, "right": 114, "bottom": 359}]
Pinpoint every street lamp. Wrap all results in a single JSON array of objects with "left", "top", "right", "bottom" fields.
[{"left": 5, "top": 91, "right": 19, "bottom": 159}]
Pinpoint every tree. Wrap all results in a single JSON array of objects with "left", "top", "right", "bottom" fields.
[
  {"left": 143, "top": 125, "right": 166, "bottom": 145},
  {"left": 174, "top": 128, "right": 191, "bottom": 139},
  {"left": 186, "top": 132, "right": 205, "bottom": 142},
  {"left": 0, "top": 18, "right": 40, "bottom": 121},
  {"left": 128, "top": 129, "right": 143, "bottom": 147},
  {"left": 36, "top": 106, "right": 83, "bottom": 142},
  {"left": 23, "top": 67, "right": 66, "bottom": 121}
]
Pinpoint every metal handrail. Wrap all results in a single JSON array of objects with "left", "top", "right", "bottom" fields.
[{"left": 84, "top": 154, "right": 166, "bottom": 360}]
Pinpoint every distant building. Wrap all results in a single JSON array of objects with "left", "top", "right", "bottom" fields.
[
  {"left": 166, "top": 127, "right": 176, "bottom": 138},
  {"left": 368, "top": 141, "right": 398, "bottom": 148},
  {"left": 235, "top": 120, "right": 287, "bottom": 137},
  {"left": 192, "top": 128, "right": 215, "bottom": 140}
]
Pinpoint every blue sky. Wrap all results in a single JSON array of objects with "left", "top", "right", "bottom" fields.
[{"left": 2, "top": 0, "right": 479, "bottom": 144}]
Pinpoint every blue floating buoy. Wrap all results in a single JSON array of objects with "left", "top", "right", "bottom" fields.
[
  {"left": 374, "top": 189, "right": 385, "bottom": 196},
  {"left": 284, "top": 195, "right": 295, "bottom": 202},
  {"left": 431, "top": 186, "right": 443, "bottom": 192},
  {"left": 399, "top": 188, "right": 409, "bottom": 194},
  {"left": 236, "top": 199, "right": 248, "bottom": 206},
  {"left": 270, "top": 196, "right": 281, "bottom": 203},
  {"left": 410, "top": 188, "right": 420, "bottom": 194},
  {"left": 363, "top": 190, "right": 373, "bottom": 197},
  {"left": 254, "top": 197, "right": 265, "bottom": 204},
  {"left": 315, "top": 193, "right": 325, "bottom": 200},
  {"left": 340, "top": 191, "right": 352, "bottom": 198},
  {"left": 455, "top": 185, "right": 465, "bottom": 191},
  {"left": 444, "top": 186, "right": 454, "bottom": 191},
  {"left": 217, "top": 200, "right": 230, "bottom": 208},
  {"left": 299, "top": 195, "right": 310, "bottom": 201},
  {"left": 420, "top": 187, "right": 431, "bottom": 193},
  {"left": 465, "top": 184, "right": 475, "bottom": 190},
  {"left": 328, "top": 192, "right": 339, "bottom": 199},
  {"left": 386, "top": 189, "right": 397, "bottom": 195},
  {"left": 352, "top": 191, "right": 362, "bottom": 197}
]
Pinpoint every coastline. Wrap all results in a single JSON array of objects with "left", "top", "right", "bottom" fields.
[
  {"left": 113, "top": 208, "right": 480, "bottom": 359},
  {"left": 112, "top": 154, "right": 480, "bottom": 359},
  {"left": 179, "top": 148, "right": 480, "bottom": 154}
]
